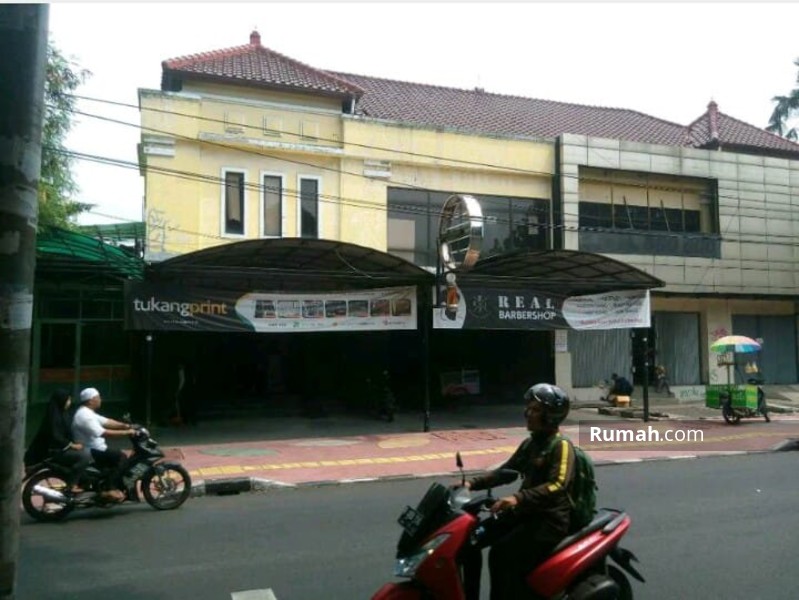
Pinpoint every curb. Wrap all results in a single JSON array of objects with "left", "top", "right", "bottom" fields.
[{"left": 189, "top": 444, "right": 798, "bottom": 498}]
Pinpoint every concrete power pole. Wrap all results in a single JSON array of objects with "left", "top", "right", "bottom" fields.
[{"left": 0, "top": 5, "right": 48, "bottom": 599}]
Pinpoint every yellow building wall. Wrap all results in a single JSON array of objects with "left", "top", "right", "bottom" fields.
[{"left": 140, "top": 87, "right": 555, "bottom": 258}]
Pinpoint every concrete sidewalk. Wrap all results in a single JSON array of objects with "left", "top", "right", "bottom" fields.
[{"left": 146, "top": 399, "right": 799, "bottom": 497}]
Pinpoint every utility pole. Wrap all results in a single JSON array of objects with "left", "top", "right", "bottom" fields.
[{"left": 0, "top": 5, "right": 48, "bottom": 600}]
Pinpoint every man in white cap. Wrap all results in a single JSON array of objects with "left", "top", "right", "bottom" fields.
[{"left": 72, "top": 387, "right": 136, "bottom": 502}]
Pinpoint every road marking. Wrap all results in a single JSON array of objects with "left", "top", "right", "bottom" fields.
[
  {"left": 231, "top": 588, "right": 278, "bottom": 600},
  {"left": 190, "top": 429, "right": 795, "bottom": 479}
]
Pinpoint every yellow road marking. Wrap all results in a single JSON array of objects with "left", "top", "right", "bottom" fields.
[{"left": 188, "top": 430, "right": 789, "bottom": 478}]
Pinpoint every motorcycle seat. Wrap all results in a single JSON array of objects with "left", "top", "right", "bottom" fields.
[{"left": 549, "top": 509, "right": 618, "bottom": 555}]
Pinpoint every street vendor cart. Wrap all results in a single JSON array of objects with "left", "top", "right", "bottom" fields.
[{"left": 706, "top": 335, "right": 770, "bottom": 424}]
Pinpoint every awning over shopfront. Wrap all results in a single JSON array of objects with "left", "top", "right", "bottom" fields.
[
  {"left": 435, "top": 249, "right": 665, "bottom": 331},
  {"left": 37, "top": 226, "right": 145, "bottom": 280},
  {"left": 128, "top": 240, "right": 664, "bottom": 332},
  {"left": 147, "top": 238, "right": 434, "bottom": 291},
  {"left": 459, "top": 249, "right": 663, "bottom": 295}
]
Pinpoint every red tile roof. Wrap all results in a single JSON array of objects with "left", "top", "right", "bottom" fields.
[
  {"left": 686, "top": 101, "right": 799, "bottom": 154},
  {"left": 331, "top": 71, "right": 689, "bottom": 145},
  {"left": 162, "top": 31, "right": 363, "bottom": 97},
  {"left": 161, "top": 33, "right": 799, "bottom": 158}
]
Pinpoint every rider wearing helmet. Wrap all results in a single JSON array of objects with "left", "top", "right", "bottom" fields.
[{"left": 458, "top": 383, "right": 576, "bottom": 600}]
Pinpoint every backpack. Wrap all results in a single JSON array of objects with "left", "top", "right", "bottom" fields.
[{"left": 546, "top": 434, "right": 598, "bottom": 530}]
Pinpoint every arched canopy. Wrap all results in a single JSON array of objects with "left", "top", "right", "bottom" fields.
[
  {"left": 460, "top": 249, "right": 664, "bottom": 295},
  {"left": 146, "top": 240, "right": 663, "bottom": 295},
  {"left": 147, "top": 238, "right": 434, "bottom": 291},
  {"left": 37, "top": 227, "right": 145, "bottom": 280}
]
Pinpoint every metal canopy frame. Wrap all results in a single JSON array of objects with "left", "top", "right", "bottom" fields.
[
  {"left": 458, "top": 249, "right": 664, "bottom": 295},
  {"left": 36, "top": 226, "right": 145, "bottom": 280},
  {"left": 147, "top": 238, "right": 435, "bottom": 291},
  {"left": 146, "top": 240, "right": 663, "bottom": 296}
]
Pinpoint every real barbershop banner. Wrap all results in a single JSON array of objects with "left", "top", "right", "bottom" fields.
[
  {"left": 125, "top": 281, "right": 418, "bottom": 332},
  {"left": 433, "top": 286, "right": 650, "bottom": 331}
]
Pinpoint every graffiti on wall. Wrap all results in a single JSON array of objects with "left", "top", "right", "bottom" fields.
[
  {"left": 147, "top": 208, "right": 169, "bottom": 253},
  {"left": 673, "top": 385, "right": 706, "bottom": 401},
  {"left": 710, "top": 327, "right": 729, "bottom": 341}
]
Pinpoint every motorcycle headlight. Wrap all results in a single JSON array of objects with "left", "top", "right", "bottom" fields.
[{"left": 394, "top": 533, "right": 451, "bottom": 578}]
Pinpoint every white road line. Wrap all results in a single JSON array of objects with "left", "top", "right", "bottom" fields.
[{"left": 231, "top": 589, "right": 278, "bottom": 600}]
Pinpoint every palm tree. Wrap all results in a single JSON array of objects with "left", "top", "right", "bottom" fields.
[{"left": 767, "top": 58, "right": 799, "bottom": 141}]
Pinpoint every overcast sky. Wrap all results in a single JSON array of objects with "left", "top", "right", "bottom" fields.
[{"left": 47, "top": 2, "right": 799, "bottom": 225}]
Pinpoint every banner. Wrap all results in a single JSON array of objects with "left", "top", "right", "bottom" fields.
[
  {"left": 433, "top": 286, "right": 650, "bottom": 331},
  {"left": 125, "top": 282, "right": 418, "bottom": 332}
]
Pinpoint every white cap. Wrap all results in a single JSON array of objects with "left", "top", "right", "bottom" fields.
[{"left": 79, "top": 387, "right": 100, "bottom": 404}]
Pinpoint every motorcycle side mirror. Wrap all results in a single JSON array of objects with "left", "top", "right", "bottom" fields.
[{"left": 455, "top": 452, "right": 465, "bottom": 487}]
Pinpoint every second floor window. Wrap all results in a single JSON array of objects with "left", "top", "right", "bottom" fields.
[
  {"left": 299, "top": 177, "right": 319, "bottom": 238},
  {"left": 262, "top": 175, "right": 282, "bottom": 237},
  {"left": 224, "top": 170, "right": 245, "bottom": 235}
]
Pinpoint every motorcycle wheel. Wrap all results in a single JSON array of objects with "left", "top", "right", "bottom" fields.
[
  {"left": 141, "top": 464, "right": 192, "bottom": 510},
  {"left": 608, "top": 565, "right": 633, "bottom": 600},
  {"left": 721, "top": 403, "right": 741, "bottom": 425},
  {"left": 22, "top": 470, "right": 74, "bottom": 523}
]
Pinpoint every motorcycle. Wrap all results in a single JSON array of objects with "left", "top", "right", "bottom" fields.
[
  {"left": 372, "top": 454, "right": 644, "bottom": 599},
  {"left": 22, "top": 425, "right": 192, "bottom": 522}
]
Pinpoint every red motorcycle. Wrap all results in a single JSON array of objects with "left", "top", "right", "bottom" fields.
[{"left": 372, "top": 454, "right": 644, "bottom": 599}]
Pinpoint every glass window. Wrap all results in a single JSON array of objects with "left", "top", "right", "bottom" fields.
[
  {"left": 299, "top": 178, "right": 319, "bottom": 238},
  {"left": 81, "top": 299, "right": 113, "bottom": 319},
  {"left": 40, "top": 298, "right": 80, "bottom": 319},
  {"left": 684, "top": 210, "right": 701, "bottom": 233},
  {"left": 40, "top": 323, "right": 76, "bottom": 368},
  {"left": 579, "top": 202, "right": 613, "bottom": 229},
  {"left": 388, "top": 189, "right": 438, "bottom": 266},
  {"left": 481, "top": 196, "right": 510, "bottom": 256},
  {"left": 612, "top": 204, "right": 631, "bottom": 229},
  {"left": 80, "top": 321, "right": 129, "bottom": 365},
  {"left": 387, "top": 188, "right": 550, "bottom": 266},
  {"left": 263, "top": 175, "right": 282, "bottom": 237},
  {"left": 224, "top": 171, "right": 245, "bottom": 235}
]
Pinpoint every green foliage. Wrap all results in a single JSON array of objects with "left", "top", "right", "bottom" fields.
[
  {"left": 767, "top": 57, "right": 799, "bottom": 142},
  {"left": 39, "top": 42, "right": 93, "bottom": 229}
]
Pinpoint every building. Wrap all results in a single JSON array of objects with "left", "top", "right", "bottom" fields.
[
  {"left": 28, "top": 226, "right": 145, "bottom": 435},
  {"left": 137, "top": 30, "right": 799, "bottom": 413}
]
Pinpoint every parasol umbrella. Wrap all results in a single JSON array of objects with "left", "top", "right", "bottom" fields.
[
  {"left": 710, "top": 335, "right": 762, "bottom": 389},
  {"left": 710, "top": 335, "right": 762, "bottom": 354}
]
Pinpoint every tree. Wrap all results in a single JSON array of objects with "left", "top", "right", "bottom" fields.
[
  {"left": 39, "top": 42, "right": 93, "bottom": 228},
  {"left": 767, "top": 57, "right": 799, "bottom": 142}
]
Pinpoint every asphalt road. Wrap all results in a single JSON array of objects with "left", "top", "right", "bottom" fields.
[{"left": 16, "top": 452, "right": 799, "bottom": 599}]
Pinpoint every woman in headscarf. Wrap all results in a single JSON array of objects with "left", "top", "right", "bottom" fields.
[{"left": 24, "top": 389, "right": 92, "bottom": 492}]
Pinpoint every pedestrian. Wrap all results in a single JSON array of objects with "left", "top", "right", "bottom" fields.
[
  {"left": 24, "top": 389, "right": 92, "bottom": 493},
  {"left": 71, "top": 387, "right": 137, "bottom": 502},
  {"left": 655, "top": 365, "right": 671, "bottom": 395},
  {"left": 601, "top": 373, "right": 633, "bottom": 404}
]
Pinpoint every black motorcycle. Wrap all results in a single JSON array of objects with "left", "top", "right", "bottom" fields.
[{"left": 22, "top": 426, "right": 192, "bottom": 522}]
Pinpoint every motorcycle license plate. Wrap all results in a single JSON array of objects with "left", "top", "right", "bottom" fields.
[{"left": 397, "top": 506, "right": 423, "bottom": 536}]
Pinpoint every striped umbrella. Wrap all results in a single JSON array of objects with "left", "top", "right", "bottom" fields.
[{"left": 710, "top": 335, "right": 762, "bottom": 354}]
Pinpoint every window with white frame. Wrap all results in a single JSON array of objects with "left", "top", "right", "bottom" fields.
[
  {"left": 223, "top": 170, "right": 245, "bottom": 235},
  {"left": 262, "top": 174, "right": 283, "bottom": 237},
  {"left": 299, "top": 177, "right": 319, "bottom": 238}
]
